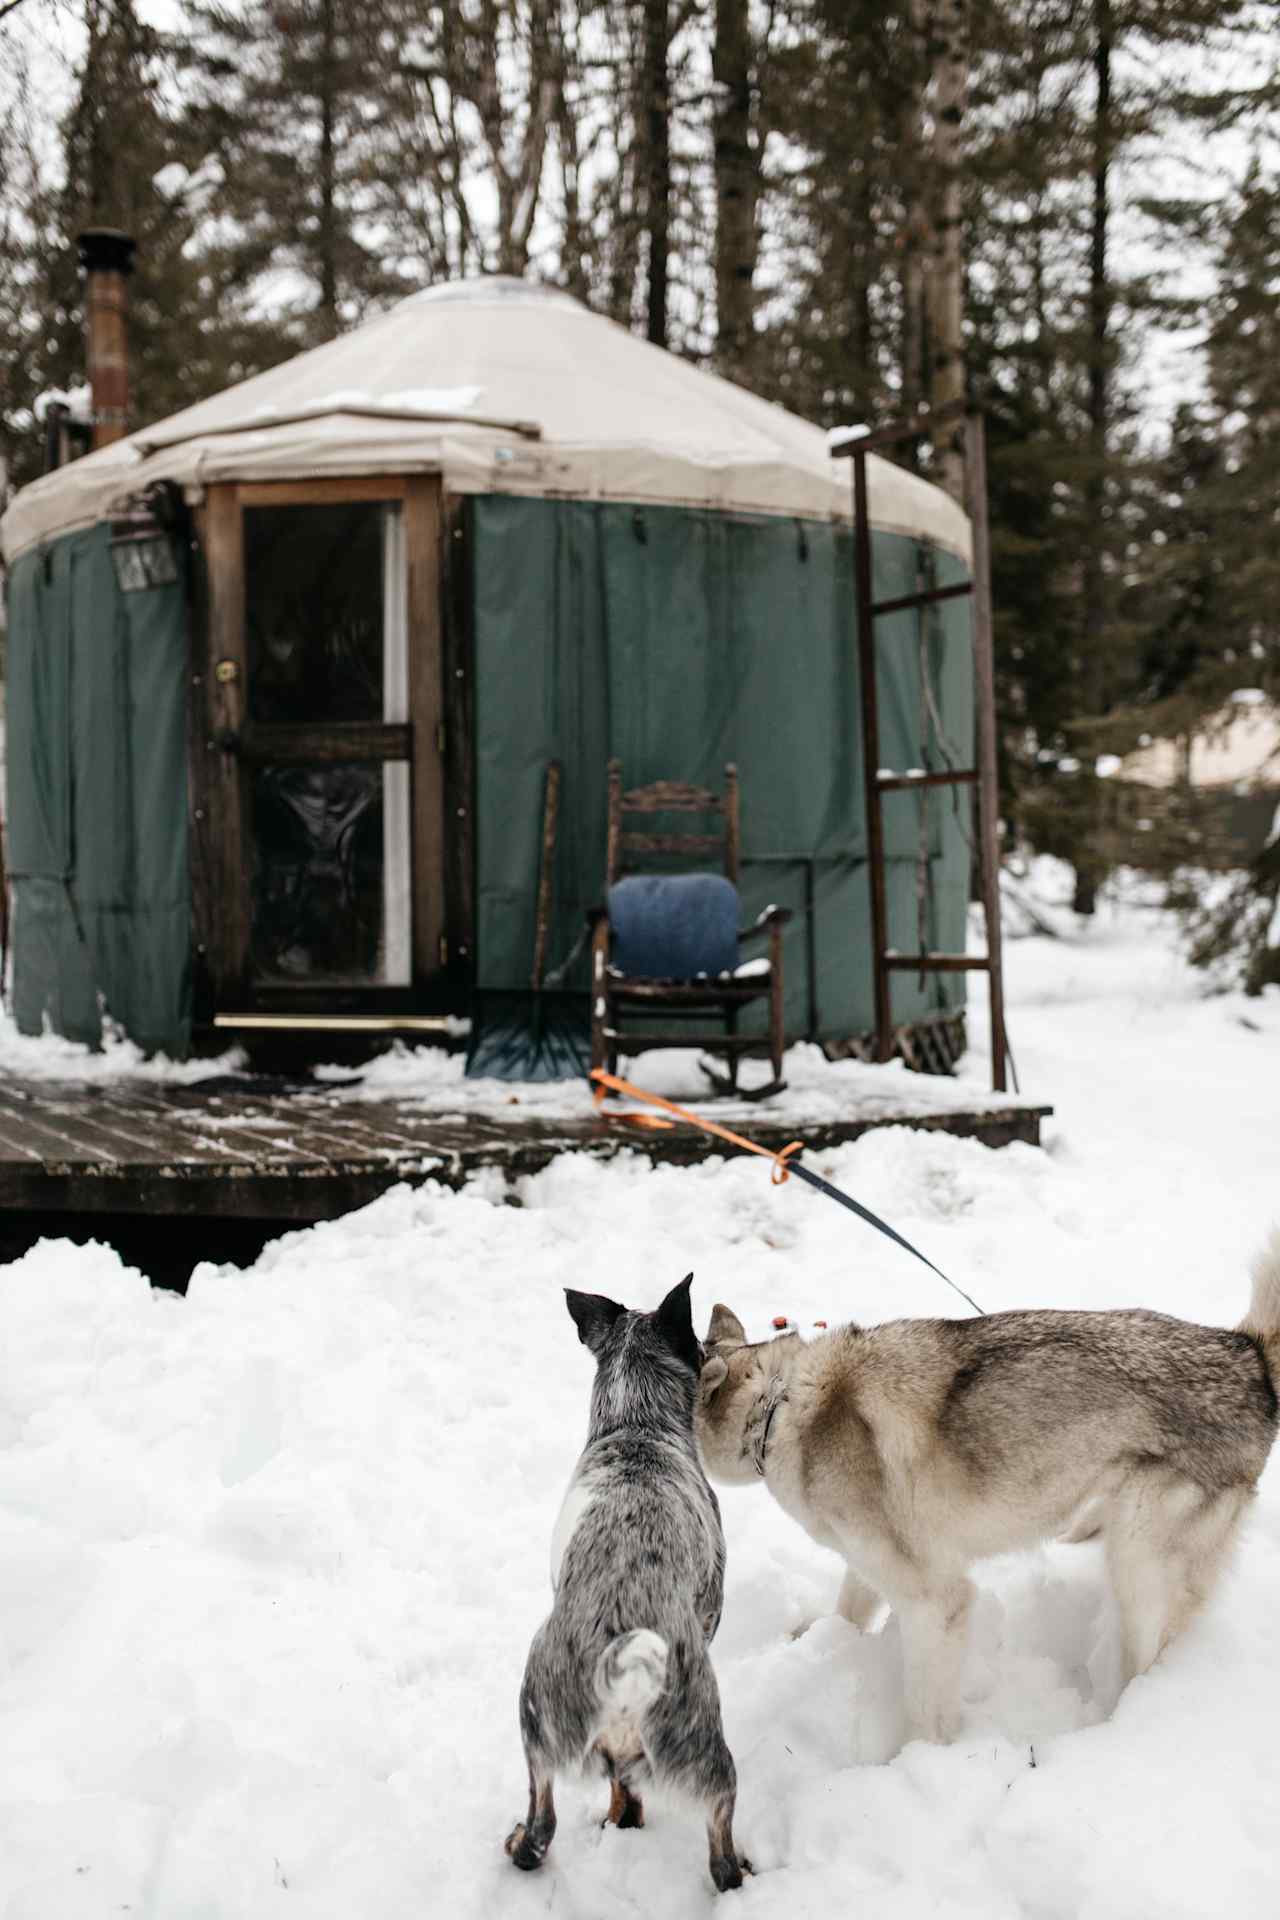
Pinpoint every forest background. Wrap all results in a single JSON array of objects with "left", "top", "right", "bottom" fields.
[{"left": 2, "top": 0, "right": 1279, "bottom": 984}]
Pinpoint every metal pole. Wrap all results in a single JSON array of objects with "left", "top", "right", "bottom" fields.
[
  {"left": 852, "top": 448, "right": 893, "bottom": 1063},
  {"left": 78, "top": 228, "right": 136, "bottom": 450},
  {"left": 966, "top": 413, "right": 1008, "bottom": 1092}
]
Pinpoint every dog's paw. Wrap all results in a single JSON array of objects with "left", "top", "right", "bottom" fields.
[
  {"left": 504, "top": 1823, "right": 545, "bottom": 1872},
  {"left": 602, "top": 1780, "right": 646, "bottom": 1829},
  {"left": 710, "top": 1852, "right": 752, "bottom": 1892}
]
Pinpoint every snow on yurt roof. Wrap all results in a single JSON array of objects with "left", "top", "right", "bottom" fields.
[{"left": 1, "top": 278, "right": 970, "bottom": 562}]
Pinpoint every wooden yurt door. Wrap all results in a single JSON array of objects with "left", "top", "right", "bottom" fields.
[{"left": 192, "top": 476, "right": 445, "bottom": 1015}]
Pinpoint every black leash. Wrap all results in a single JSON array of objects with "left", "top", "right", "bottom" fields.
[{"left": 782, "top": 1155, "right": 986, "bottom": 1317}]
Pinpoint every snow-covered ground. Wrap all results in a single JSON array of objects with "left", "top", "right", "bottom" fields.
[{"left": 2, "top": 867, "right": 1279, "bottom": 1919}]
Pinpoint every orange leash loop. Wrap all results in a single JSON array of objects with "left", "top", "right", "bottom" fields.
[{"left": 590, "top": 1067, "right": 804, "bottom": 1183}]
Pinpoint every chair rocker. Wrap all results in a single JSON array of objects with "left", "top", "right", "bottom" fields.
[{"left": 589, "top": 759, "right": 791, "bottom": 1099}]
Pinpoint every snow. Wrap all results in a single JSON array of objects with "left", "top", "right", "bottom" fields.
[
  {"left": 152, "top": 161, "right": 189, "bottom": 199},
  {"left": 309, "top": 1034, "right": 1027, "bottom": 1129},
  {"left": 0, "top": 997, "right": 1018, "bottom": 1130},
  {"left": 0, "top": 1012, "right": 244, "bottom": 1085},
  {"left": 31, "top": 385, "right": 92, "bottom": 426},
  {"left": 3, "top": 867, "right": 1280, "bottom": 1917},
  {"left": 381, "top": 386, "right": 484, "bottom": 414}
]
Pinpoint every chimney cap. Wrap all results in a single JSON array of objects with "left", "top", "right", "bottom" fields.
[{"left": 78, "top": 228, "right": 137, "bottom": 276}]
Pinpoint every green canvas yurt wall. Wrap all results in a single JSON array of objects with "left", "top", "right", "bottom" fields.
[
  {"left": 2, "top": 495, "right": 970, "bottom": 1060},
  {"left": 5, "top": 523, "right": 191, "bottom": 1055},
  {"left": 470, "top": 496, "right": 972, "bottom": 1043}
]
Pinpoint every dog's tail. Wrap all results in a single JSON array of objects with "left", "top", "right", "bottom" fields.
[
  {"left": 1240, "top": 1227, "right": 1280, "bottom": 1367},
  {"left": 594, "top": 1629, "right": 668, "bottom": 1725}
]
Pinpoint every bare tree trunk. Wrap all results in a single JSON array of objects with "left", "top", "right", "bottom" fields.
[
  {"left": 317, "top": 0, "right": 339, "bottom": 336},
  {"left": 470, "top": 1, "right": 555, "bottom": 277},
  {"left": 846, "top": 161, "right": 876, "bottom": 421},
  {"left": 712, "top": 0, "right": 757, "bottom": 376},
  {"left": 1071, "top": 0, "right": 1112, "bottom": 918},
  {"left": 552, "top": 9, "right": 590, "bottom": 302},
  {"left": 1083, "top": 0, "right": 1112, "bottom": 701},
  {"left": 926, "top": 0, "right": 968, "bottom": 503},
  {"left": 897, "top": 1, "right": 930, "bottom": 426},
  {"left": 641, "top": 0, "right": 671, "bottom": 347}
]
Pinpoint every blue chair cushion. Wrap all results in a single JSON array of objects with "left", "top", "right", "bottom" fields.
[{"left": 608, "top": 873, "right": 740, "bottom": 980}]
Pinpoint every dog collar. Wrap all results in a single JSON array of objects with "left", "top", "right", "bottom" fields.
[{"left": 751, "top": 1379, "right": 789, "bottom": 1478}]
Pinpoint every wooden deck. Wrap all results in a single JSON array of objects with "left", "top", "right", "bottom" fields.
[{"left": 0, "top": 1074, "right": 1051, "bottom": 1225}]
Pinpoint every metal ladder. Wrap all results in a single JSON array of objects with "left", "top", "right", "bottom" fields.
[{"left": 830, "top": 408, "right": 1008, "bottom": 1093}]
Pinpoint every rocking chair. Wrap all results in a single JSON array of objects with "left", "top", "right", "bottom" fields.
[{"left": 589, "top": 759, "right": 791, "bottom": 1098}]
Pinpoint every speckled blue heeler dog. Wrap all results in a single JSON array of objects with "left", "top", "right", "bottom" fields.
[{"left": 505, "top": 1274, "right": 749, "bottom": 1893}]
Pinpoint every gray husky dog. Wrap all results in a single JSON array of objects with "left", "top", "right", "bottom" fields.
[
  {"left": 506, "top": 1274, "right": 748, "bottom": 1893},
  {"left": 696, "top": 1230, "right": 1280, "bottom": 1744}
]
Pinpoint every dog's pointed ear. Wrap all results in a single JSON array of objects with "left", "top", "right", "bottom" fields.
[
  {"left": 565, "top": 1288, "right": 626, "bottom": 1354},
  {"left": 654, "top": 1272, "right": 700, "bottom": 1375},
  {"left": 706, "top": 1302, "right": 746, "bottom": 1347}
]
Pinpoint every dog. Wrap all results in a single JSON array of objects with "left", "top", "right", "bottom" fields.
[
  {"left": 696, "top": 1230, "right": 1280, "bottom": 1743},
  {"left": 506, "top": 1274, "right": 749, "bottom": 1893}
]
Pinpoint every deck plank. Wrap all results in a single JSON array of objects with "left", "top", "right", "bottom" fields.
[
  {"left": 0, "top": 1074, "right": 1052, "bottom": 1225},
  {"left": 0, "top": 1087, "right": 137, "bottom": 1166}
]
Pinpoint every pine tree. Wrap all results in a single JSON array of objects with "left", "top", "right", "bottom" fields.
[
  {"left": 748, "top": 2, "right": 921, "bottom": 424},
  {"left": 177, "top": 0, "right": 404, "bottom": 345},
  {"left": 962, "top": 0, "right": 1263, "bottom": 908},
  {"left": 1201, "top": 169, "right": 1280, "bottom": 700},
  {"left": 0, "top": 52, "right": 48, "bottom": 492},
  {"left": 15, "top": 0, "right": 225, "bottom": 468},
  {"left": 1167, "top": 172, "right": 1280, "bottom": 991}
]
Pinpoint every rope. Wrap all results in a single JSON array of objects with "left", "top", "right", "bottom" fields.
[{"left": 590, "top": 1067, "right": 985, "bottom": 1316}]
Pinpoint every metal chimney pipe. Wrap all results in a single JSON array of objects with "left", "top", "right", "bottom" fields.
[{"left": 77, "top": 228, "right": 136, "bottom": 450}]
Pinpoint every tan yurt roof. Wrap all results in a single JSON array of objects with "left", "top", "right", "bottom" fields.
[{"left": 1, "top": 277, "right": 971, "bottom": 563}]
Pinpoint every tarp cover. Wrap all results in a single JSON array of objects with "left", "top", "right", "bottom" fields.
[
  {"left": 2, "top": 279, "right": 970, "bottom": 564},
  {"left": 5, "top": 524, "right": 190, "bottom": 1053},
  {"left": 471, "top": 499, "right": 972, "bottom": 1041}
]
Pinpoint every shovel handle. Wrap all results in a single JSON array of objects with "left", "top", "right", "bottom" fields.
[{"left": 532, "top": 761, "right": 562, "bottom": 990}]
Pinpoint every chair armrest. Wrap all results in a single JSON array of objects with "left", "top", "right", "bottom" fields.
[{"left": 738, "top": 904, "right": 793, "bottom": 944}]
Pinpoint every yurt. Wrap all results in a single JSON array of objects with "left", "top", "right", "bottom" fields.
[{"left": 0, "top": 274, "right": 974, "bottom": 1063}]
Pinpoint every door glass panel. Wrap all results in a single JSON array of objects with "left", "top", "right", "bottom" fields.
[
  {"left": 243, "top": 498, "right": 413, "bottom": 987},
  {"left": 250, "top": 761, "right": 416, "bottom": 985},
  {"left": 245, "top": 502, "right": 386, "bottom": 724}
]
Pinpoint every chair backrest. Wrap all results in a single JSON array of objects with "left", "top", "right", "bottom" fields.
[{"left": 606, "top": 758, "right": 740, "bottom": 888}]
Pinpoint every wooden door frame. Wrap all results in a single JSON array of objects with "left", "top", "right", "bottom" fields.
[{"left": 188, "top": 474, "right": 446, "bottom": 1015}]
